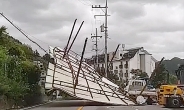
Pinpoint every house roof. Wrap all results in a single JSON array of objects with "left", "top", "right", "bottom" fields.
[
  {"left": 124, "top": 47, "right": 143, "bottom": 51},
  {"left": 85, "top": 46, "right": 155, "bottom": 64},
  {"left": 85, "top": 54, "right": 109, "bottom": 64},
  {"left": 121, "top": 47, "right": 143, "bottom": 60},
  {"left": 151, "top": 56, "right": 157, "bottom": 62}
]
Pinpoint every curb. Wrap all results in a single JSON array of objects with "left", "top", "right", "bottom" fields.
[{"left": 20, "top": 101, "right": 52, "bottom": 110}]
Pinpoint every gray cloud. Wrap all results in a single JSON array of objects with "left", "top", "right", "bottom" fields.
[
  {"left": 110, "top": 1, "right": 145, "bottom": 19},
  {"left": 0, "top": 0, "right": 91, "bottom": 34},
  {"left": 0, "top": 0, "right": 184, "bottom": 60}
]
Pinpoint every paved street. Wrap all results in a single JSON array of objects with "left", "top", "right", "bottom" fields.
[
  {"left": 26, "top": 100, "right": 183, "bottom": 110},
  {"left": 30, "top": 105, "right": 184, "bottom": 110}
]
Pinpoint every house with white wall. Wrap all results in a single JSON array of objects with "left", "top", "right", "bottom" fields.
[
  {"left": 33, "top": 60, "right": 47, "bottom": 87},
  {"left": 85, "top": 45, "right": 157, "bottom": 81}
]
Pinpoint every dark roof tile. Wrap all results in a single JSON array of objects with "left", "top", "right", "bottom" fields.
[{"left": 122, "top": 47, "right": 143, "bottom": 60}]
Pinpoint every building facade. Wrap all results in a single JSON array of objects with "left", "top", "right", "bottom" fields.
[
  {"left": 33, "top": 60, "right": 47, "bottom": 87},
  {"left": 85, "top": 45, "right": 157, "bottom": 81}
]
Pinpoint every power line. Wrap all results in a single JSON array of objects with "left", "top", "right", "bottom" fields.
[
  {"left": 20, "top": 29, "right": 50, "bottom": 46},
  {"left": 100, "top": 8, "right": 105, "bottom": 13},
  {"left": 88, "top": 0, "right": 92, "bottom": 4},
  {"left": 77, "top": 0, "right": 92, "bottom": 6},
  {"left": 0, "top": 13, "right": 48, "bottom": 54}
]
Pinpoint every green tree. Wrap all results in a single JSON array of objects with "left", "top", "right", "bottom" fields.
[
  {"left": 0, "top": 47, "right": 29, "bottom": 106},
  {"left": 168, "top": 74, "right": 178, "bottom": 84},
  {"left": 8, "top": 46, "right": 23, "bottom": 57},
  {"left": 151, "top": 64, "right": 167, "bottom": 88},
  {"left": 0, "top": 26, "right": 7, "bottom": 36},
  {"left": 130, "top": 69, "right": 149, "bottom": 79},
  {"left": 0, "top": 26, "right": 42, "bottom": 108},
  {"left": 34, "top": 50, "right": 40, "bottom": 57}
]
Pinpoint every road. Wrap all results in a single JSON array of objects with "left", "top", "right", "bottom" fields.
[
  {"left": 27, "top": 100, "right": 183, "bottom": 110},
  {"left": 29, "top": 105, "right": 183, "bottom": 110}
]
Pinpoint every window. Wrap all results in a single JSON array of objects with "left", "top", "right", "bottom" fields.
[
  {"left": 126, "top": 70, "right": 128, "bottom": 73},
  {"left": 50, "top": 58, "right": 55, "bottom": 64},
  {"left": 116, "top": 66, "right": 118, "bottom": 69},
  {"left": 119, "top": 64, "right": 123, "bottom": 69},
  {"left": 125, "top": 70, "right": 128, "bottom": 77},
  {"left": 41, "top": 82, "right": 45, "bottom": 86},
  {"left": 120, "top": 54, "right": 122, "bottom": 57},
  {"left": 102, "top": 64, "right": 104, "bottom": 67},
  {"left": 125, "top": 73, "right": 128, "bottom": 77},
  {"left": 125, "top": 61, "right": 128, "bottom": 68},
  {"left": 110, "top": 71, "right": 113, "bottom": 74},
  {"left": 42, "top": 73, "right": 45, "bottom": 75},
  {"left": 114, "top": 70, "right": 118, "bottom": 74},
  {"left": 110, "top": 63, "right": 113, "bottom": 70},
  {"left": 133, "top": 81, "right": 143, "bottom": 86},
  {"left": 41, "top": 78, "right": 45, "bottom": 81},
  {"left": 121, "top": 72, "right": 123, "bottom": 77},
  {"left": 126, "top": 61, "right": 128, "bottom": 64}
]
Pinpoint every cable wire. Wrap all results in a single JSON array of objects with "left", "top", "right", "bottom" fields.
[
  {"left": 0, "top": 13, "right": 48, "bottom": 53},
  {"left": 77, "top": 0, "right": 91, "bottom": 6}
]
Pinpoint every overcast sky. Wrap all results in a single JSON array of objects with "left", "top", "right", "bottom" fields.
[{"left": 0, "top": 0, "right": 184, "bottom": 60}]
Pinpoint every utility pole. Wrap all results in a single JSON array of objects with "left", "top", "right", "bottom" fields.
[
  {"left": 92, "top": 0, "right": 109, "bottom": 77},
  {"left": 91, "top": 28, "right": 102, "bottom": 68}
]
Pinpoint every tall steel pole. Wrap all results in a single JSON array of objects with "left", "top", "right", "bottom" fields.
[{"left": 104, "top": 0, "right": 108, "bottom": 77}]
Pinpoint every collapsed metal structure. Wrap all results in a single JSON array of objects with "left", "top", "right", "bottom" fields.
[
  {"left": 0, "top": 14, "right": 136, "bottom": 105},
  {"left": 1, "top": 13, "right": 166, "bottom": 106},
  {"left": 45, "top": 19, "right": 136, "bottom": 105}
]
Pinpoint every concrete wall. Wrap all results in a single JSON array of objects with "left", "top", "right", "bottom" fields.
[
  {"left": 145, "top": 54, "right": 151, "bottom": 77},
  {"left": 140, "top": 54, "right": 145, "bottom": 73},
  {"left": 129, "top": 51, "right": 156, "bottom": 78},
  {"left": 150, "top": 58, "right": 156, "bottom": 76}
]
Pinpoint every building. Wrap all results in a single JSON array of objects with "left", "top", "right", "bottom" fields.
[
  {"left": 33, "top": 60, "right": 47, "bottom": 87},
  {"left": 85, "top": 45, "right": 157, "bottom": 81}
]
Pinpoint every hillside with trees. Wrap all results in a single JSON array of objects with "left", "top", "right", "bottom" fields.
[
  {"left": 0, "top": 26, "right": 43, "bottom": 109},
  {"left": 163, "top": 57, "right": 184, "bottom": 75},
  {"left": 151, "top": 64, "right": 178, "bottom": 88},
  {"left": 149, "top": 57, "right": 184, "bottom": 88}
]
